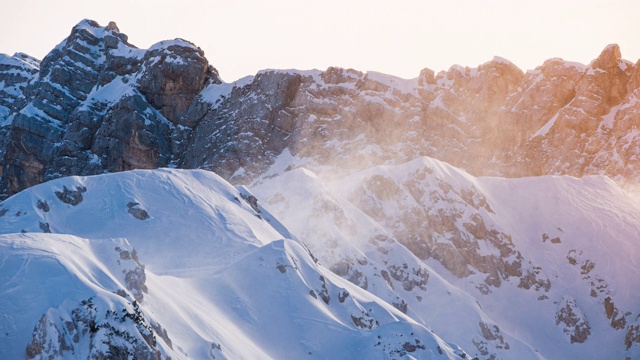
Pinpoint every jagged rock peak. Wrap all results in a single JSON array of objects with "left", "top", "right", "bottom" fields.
[
  {"left": 418, "top": 68, "right": 435, "bottom": 86},
  {"left": 592, "top": 43, "right": 622, "bottom": 69},
  {"left": 479, "top": 56, "right": 525, "bottom": 79},
  {"left": 71, "top": 19, "right": 116, "bottom": 38},
  {"left": 64, "top": 19, "right": 131, "bottom": 49},
  {"left": 538, "top": 57, "right": 587, "bottom": 73},
  {"left": 139, "top": 37, "right": 219, "bottom": 125},
  {"left": 321, "top": 66, "right": 364, "bottom": 84},
  {"left": 486, "top": 56, "right": 520, "bottom": 68},
  {"left": 106, "top": 20, "right": 119, "bottom": 32},
  {"left": 72, "top": 18, "right": 101, "bottom": 30}
]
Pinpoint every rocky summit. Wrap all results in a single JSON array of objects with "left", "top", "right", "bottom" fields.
[
  {"left": 0, "top": 19, "right": 220, "bottom": 197},
  {"left": 1, "top": 19, "right": 640, "bottom": 360},
  {"left": 1, "top": 20, "right": 640, "bottom": 197}
]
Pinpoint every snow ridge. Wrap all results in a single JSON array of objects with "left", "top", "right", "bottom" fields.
[{"left": 0, "top": 169, "right": 467, "bottom": 359}]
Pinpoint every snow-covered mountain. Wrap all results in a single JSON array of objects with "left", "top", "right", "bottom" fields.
[
  {"left": 0, "top": 169, "right": 469, "bottom": 359},
  {"left": 252, "top": 155, "right": 640, "bottom": 359},
  {"left": 1, "top": 19, "right": 640, "bottom": 359},
  {"left": 2, "top": 160, "right": 639, "bottom": 359}
]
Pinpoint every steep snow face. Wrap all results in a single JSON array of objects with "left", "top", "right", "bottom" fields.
[
  {"left": 0, "top": 169, "right": 285, "bottom": 273},
  {"left": 0, "top": 169, "right": 467, "bottom": 359},
  {"left": 475, "top": 173, "right": 640, "bottom": 358},
  {"left": 252, "top": 155, "right": 640, "bottom": 360}
]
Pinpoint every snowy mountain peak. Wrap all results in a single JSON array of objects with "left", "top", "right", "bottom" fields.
[
  {"left": 0, "top": 169, "right": 289, "bottom": 273},
  {"left": 2, "top": 19, "right": 640, "bottom": 359},
  {"left": 148, "top": 38, "right": 201, "bottom": 53},
  {"left": 0, "top": 169, "right": 469, "bottom": 359},
  {"left": 69, "top": 18, "right": 124, "bottom": 41}
]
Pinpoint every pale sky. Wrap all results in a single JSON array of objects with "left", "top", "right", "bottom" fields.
[{"left": 1, "top": 0, "right": 639, "bottom": 82}]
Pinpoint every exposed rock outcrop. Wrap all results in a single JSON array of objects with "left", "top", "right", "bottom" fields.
[
  {"left": 0, "top": 20, "right": 215, "bottom": 197},
  {"left": 26, "top": 297, "right": 165, "bottom": 360},
  {"left": 115, "top": 245, "right": 148, "bottom": 301},
  {"left": 346, "top": 166, "right": 543, "bottom": 290},
  {"left": 138, "top": 39, "right": 220, "bottom": 126},
  {"left": 555, "top": 296, "right": 591, "bottom": 343}
]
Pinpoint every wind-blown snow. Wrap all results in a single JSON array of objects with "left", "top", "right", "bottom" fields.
[{"left": 252, "top": 154, "right": 640, "bottom": 360}]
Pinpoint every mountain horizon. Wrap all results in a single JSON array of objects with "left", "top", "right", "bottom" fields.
[{"left": 1, "top": 18, "right": 639, "bottom": 359}]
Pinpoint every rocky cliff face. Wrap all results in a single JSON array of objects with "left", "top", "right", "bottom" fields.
[
  {"left": 510, "top": 44, "right": 640, "bottom": 180},
  {"left": 2, "top": 20, "right": 640, "bottom": 197},
  {"left": 0, "top": 20, "right": 219, "bottom": 197},
  {"left": 0, "top": 52, "right": 40, "bottom": 180},
  {"left": 181, "top": 45, "right": 639, "bottom": 186}
]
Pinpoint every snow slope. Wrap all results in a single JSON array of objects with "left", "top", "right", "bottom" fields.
[
  {"left": 0, "top": 169, "right": 468, "bottom": 359},
  {"left": 252, "top": 155, "right": 640, "bottom": 360},
  {"left": 252, "top": 167, "right": 541, "bottom": 360}
]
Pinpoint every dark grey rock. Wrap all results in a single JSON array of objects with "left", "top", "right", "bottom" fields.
[
  {"left": 55, "top": 185, "right": 87, "bottom": 206},
  {"left": 36, "top": 199, "right": 49, "bottom": 212},
  {"left": 138, "top": 40, "right": 220, "bottom": 126},
  {"left": 39, "top": 221, "right": 51, "bottom": 233},
  {"left": 1, "top": 20, "right": 134, "bottom": 196},
  {"left": 115, "top": 246, "right": 148, "bottom": 302},
  {"left": 127, "top": 202, "right": 150, "bottom": 221},
  {"left": 180, "top": 70, "right": 303, "bottom": 181},
  {"left": 350, "top": 312, "right": 379, "bottom": 330},
  {"left": 240, "top": 193, "right": 260, "bottom": 213}
]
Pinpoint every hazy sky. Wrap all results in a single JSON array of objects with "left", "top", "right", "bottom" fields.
[{"left": 1, "top": 0, "right": 638, "bottom": 82}]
